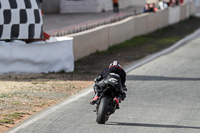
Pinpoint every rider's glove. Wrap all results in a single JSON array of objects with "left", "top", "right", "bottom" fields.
[
  {"left": 94, "top": 75, "right": 102, "bottom": 82},
  {"left": 122, "top": 91, "right": 126, "bottom": 101},
  {"left": 123, "top": 85, "right": 127, "bottom": 92},
  {"left": 123, "top": 87, "right": 127, "bottom": 92}
]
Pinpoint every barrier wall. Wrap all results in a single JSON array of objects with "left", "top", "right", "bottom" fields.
[
  {"left": 147, "top": 12, "right": 159, "bottom": 33},
  {"left": 147, "top": 9, "right": 169, "bottom": 33},
  {"left": 69, "top": 1, "right": 196, "bottom": 61},
  {"left": 156, "top": 9, "right": 169, "bottom": 29},
  {"left": 71, "top": 26, "right": 109, "bottom": 60},
  {"left": 169, "top": 6, "right": 181, "bottom": 25},
  {"left": 180, "top": 3, "right": 188, "bottom": 21},
  {"left": 133, "top": 14, "right": 148, "bottom": 36},
  {"left": 0, "top": 37, "right": 74, "bottom": 74},
  {"left": 190, "top": 1, "right": 196, "bottom": 15},
  {"left": 108, "top": 17, "right": 135, "bottom": 47}
]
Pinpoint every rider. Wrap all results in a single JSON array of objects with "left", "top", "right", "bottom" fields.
[{"left": 90, "top": 61, "right": 127, "bottom": 108}]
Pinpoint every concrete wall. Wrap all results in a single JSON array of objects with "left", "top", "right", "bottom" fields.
[
  {"left": 68, "top": 1, "right": 195, "bottom": 61},
  {"left": 180, "top": 2, "right": 188, "bottom": 21},
  {"left": 169, "top": 6, "right": 181, "bottom": 25},
  {"left": 190, "top": 1, "right": 196, "bottom": 14},
  {"left": 195, "top": 0, "right": 200, "bottom": 7},
  {"left": 147, "top": 12, "right": 159, "bottom": 33},
  {"left": 108, "top": 17, "right": 135, "bottom": 47},
  {"left": 133, "top": 14, "right": 148, "bottom": 36},
  {"left": 70, "top": 26, "right": 109, "bottom": 60},
  {"left": 156, "top": 9, "right": 169, "bottom": 29},
  {"left": 146, "top": 9, "right": 169, "bottom": 33}
]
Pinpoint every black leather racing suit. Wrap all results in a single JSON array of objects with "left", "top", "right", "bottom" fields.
[{"left": 94, "top": 65, "right": 127, "bottom": 99}]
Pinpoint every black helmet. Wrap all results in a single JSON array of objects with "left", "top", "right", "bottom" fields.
[{"left": 109, "top": 61, "right": 121, "bottom": 68}]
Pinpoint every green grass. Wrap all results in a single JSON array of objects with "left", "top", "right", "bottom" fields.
[
  {"left": 4, "top": 112, "right": 24, "bottom": 119},
  {"left": 32, "top": 82, "right": 45, "bottom": 84},
  {"left": 0, "top": 118, "right": 14, "bottom": 124},
  {"left": 32, "top": 82, "right": 39, "bottom": 85},
  {"left": 0, "top": 112, "right": 30, "bottom": 124},
  {"left": 103, "top": 34, "right": 179, "bottom": 55},
  {"left": 157, "top": 37, "right": 181, "bottom": 45},
  {"left": 0, "top": 93, "right": 10, "bottom": 98}
]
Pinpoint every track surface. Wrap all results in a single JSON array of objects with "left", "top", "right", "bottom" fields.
[{"left": 8, "top": 36, "right": 200, "bottom": 133}]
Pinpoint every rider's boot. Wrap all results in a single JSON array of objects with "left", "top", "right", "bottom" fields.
[
  {"left": 90, "top": 94, "right": 99, "bottom": 105},
  {"left": 90, "top": 84, "right": 101, "bottom": 105},
  {"left": 113, "top": 98, "right": 120, "bottom": 109}
]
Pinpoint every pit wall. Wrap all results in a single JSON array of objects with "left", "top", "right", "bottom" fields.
[{"left": 68, "top": 1, "right": 196, "bottom": 61}]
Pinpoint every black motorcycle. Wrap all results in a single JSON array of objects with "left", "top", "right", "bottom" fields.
[{"left": 93, "top": 73, "right": 123, "bottom": 124}]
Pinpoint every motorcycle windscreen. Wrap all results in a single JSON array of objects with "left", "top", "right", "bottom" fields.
[{"left": 0, "top": 0, "right": 43, "bottom": 40}]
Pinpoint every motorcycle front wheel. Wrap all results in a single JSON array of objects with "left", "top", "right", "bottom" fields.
[{"left": 96, "top": 97, "right": 110, "bottom": 124}]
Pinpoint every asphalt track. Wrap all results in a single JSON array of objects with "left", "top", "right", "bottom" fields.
[{"left": 7, "top": 29, "right": 200, "bottom": 133}]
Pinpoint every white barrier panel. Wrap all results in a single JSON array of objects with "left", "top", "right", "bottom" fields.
[
  {"left": 0, "top": 37, "right": 74, "bottom": 74},
  {"left": 190, "top": 1, "right": 196, "bottom": 15},
  {"left": 147, "top": 12, "right": 159, "bottom": 33},
  {"left": 156, "top": 9, "right": 169, "bottom": 29},
  {"left": 186, "top": 1, "right": 190, "bottom": 18},
  {"left": 109, "top": 17, "right": 135, "bottom": 46},
  {"left": 169, "top": 6, "right": 181, "bottom": 25},
  {"left": 133, "top": 13, "right": 148, "bottom": 36},
  {"left": 180, "top": 2, "right": 188, "bottom": 21},
  {"left": 70, "top": 26, "right": 109, "bottom": 61}
]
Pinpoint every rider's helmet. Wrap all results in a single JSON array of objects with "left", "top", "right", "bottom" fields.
[{"left": 109, "top": 61, "right": 121, "bottom": 68}]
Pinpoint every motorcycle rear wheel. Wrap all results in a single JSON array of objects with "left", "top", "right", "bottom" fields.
[{"left": 96, "top": 97, "right": 110, "bottom": 124}]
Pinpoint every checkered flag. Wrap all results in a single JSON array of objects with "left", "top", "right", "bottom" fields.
[{"left": 0, "top": 0, "right": 44, "bottom": 40}]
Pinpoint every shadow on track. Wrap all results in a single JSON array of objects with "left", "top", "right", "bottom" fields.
[
  {"left": 107, "top": 122, "right": 200, "bottom": 130},
  {"left": 127, "top": 75, "right": 200, "bottom": 81}
]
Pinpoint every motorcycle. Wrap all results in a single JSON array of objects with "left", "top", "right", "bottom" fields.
[{"left": 93, "top": 73, "right": 123, "bottom": 124}]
